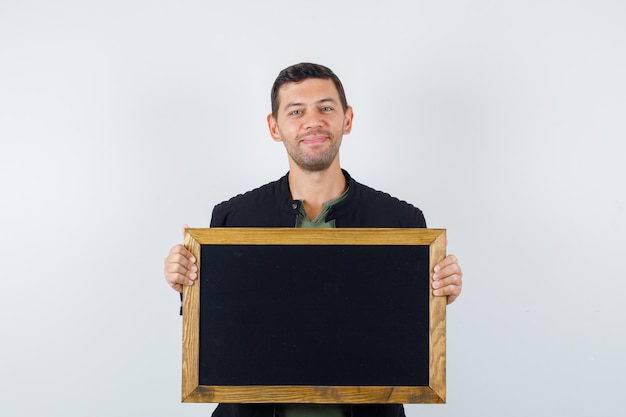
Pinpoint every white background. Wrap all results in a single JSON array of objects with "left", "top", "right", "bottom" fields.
[{"left": 1, "top": 1, "right": 624, "bottom": 416}]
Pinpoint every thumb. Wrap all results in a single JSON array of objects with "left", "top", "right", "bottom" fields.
[{"left": 181, "top": 224, "right": 189, "bottom": 237}]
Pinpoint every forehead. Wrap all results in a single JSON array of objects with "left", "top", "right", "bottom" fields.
[{"left": 277, "top": 78, "right": 340, "bottom": 108}]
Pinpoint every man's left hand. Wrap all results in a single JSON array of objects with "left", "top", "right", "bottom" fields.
[{"left": 432, "top": 254, "right": 463, "bottom": 304}]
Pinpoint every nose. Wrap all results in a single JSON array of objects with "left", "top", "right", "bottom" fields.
[{"left": 302, "top": 110, "right": 322, "bottom": 129}]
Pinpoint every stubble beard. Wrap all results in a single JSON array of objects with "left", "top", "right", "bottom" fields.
[{"left": 284, "top": 130, "right": 341, "bottom": 172}]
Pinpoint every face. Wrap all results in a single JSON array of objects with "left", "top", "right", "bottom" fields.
[{"left": 267, "top": 78, "right": 353, "bottom": 172}]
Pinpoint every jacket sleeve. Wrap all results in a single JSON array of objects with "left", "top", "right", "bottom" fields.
[{"left": 210, "top": 203, "right": 227, "bottom": 227}]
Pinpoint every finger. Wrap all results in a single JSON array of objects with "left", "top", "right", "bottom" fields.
[
  {"left": 164, "top": 257, "right": 197, "bottom": 284},
  {"left": 166, "top": 260, "right": 197, "bottom": 277},
  {"left": 165, "top": 267, "right": 197, "bottom": 290},
  {"left": 169, "top": 242, "right": 196, "bottom": 275},
  {"left": 432, "top": 259, "right": 463, "bottom": 304},
  {"left": 433, "top": 255, "right": 460, "bottom": 279},
  {"left": 433, "top": 265, "right": 462, "bottom": 283},
  {"left": 434, "top": 254, "right": 458, "bottom": 274},
  {"left": 432, "top": 279, "right": 462, "bottom": 305},
  {"left": 170, "top": 243, "right": 192, "bottom": 256},
  {"left": 447, "top": 293, "right": 460, "bottom": 305},
  {"left": 181, "top": 224, "right": 189, "bottom": 236},
  {"left": 166, "top": 251, "right": 197, "bottom": 271},
  {"left": 432, "top": 264, "right": 462, "bottom": 296},
  {"left": 164, "top": 268, "right": 186, "bottom": 289},
  {"left": 432, "top": 272, "right": 462, "bottom": 292},
  {"left": 170, "top": 282, "right": 184, "bottom": 293},
  {"left": 432, "top": 281, "right": 461, "bottom": 296},
  {"left": 164, "top": 245, "right": 198, "bottom": 291}
]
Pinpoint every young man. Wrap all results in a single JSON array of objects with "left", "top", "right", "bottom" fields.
[{"left": 164, "top": 63, "right": 463, "bottom": 417}]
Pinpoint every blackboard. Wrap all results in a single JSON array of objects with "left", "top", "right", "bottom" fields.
[{"left": 182, "top": 228, "right": 447, "bottom": 404}]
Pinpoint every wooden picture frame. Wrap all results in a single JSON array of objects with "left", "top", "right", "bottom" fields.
[{"left": 182, "top": 228, "right": 447, "bottom": 404}]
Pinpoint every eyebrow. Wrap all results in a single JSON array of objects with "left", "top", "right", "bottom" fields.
[{"left": 284, "top": 98, "right": 338, "bottom": 111}]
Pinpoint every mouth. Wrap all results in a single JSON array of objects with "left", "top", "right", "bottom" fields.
[
  {"left": 298, "top": 131, "right": 332, "bottom": 145},
  {"left": 301, "top": 135, "right": 328, "bottom": 145}
]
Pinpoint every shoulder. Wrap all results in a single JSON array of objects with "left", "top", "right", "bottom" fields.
[
  {"left": 210, "top": 174, "right": 295, "bottom": 227},
  {"left": 210, "top": 181, "right": 278, "bottom": 226},
  {"left": 333, "top": 173, "right": 426, "bottom": 228},
  {"left": 356, "top": 182, "right": 416, "bottom": 207},
  {"left": 215, "top": 181, "right": 278, "bottom": 210},
  {"left": 358, "top": 182, "right": 425, "bottom": 222}
]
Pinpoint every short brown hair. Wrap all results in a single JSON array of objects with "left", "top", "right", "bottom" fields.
[{"left": 270, "top": 62, "right": 349, "bottom": 118}]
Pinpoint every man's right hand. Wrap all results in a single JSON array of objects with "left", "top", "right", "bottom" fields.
[{"left": 164, "top": 243, "right": 197, "bottom": 293}]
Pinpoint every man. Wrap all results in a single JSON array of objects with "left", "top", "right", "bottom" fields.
[{"left": 164, "top": 63, "right": 463, "bottom": 417}]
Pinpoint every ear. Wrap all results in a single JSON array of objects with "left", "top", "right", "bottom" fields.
[
  {"left": 343, "top": 106, "right": 354, "bottom": 135},
  {"left": 267, "top": 114, "right": 282, "bottom": 142}
]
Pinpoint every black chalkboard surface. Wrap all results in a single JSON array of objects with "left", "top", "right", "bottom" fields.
[
  {"left": 182, "top": 228, "right": 447, "bottom": 404},
  {"left": 199, "top": 244, "right": 429, "bottom": 387}
]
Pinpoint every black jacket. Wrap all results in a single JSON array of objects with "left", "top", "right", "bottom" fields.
[
  {"left": 209, "top": 170, "right": 426, "bottom": 417},
  {"left": 210, "top": 170, "right": 426, "bottom": 229}
]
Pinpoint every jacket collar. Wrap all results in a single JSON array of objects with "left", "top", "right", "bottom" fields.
[{"left": 275, "top": 169, "right": 360, "bottom": 222}]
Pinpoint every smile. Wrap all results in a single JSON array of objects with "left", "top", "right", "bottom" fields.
[{"left": 300, "top": 135, "right": 329, "bottom": 145}]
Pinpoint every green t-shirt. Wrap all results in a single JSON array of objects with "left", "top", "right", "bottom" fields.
[{"left": 295, "top": 190, "right": 348, "bottom": 228}]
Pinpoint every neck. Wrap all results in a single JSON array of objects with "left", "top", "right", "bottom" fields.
[{"left": 288, "top": 159, "right": 346, "bottom": 219}]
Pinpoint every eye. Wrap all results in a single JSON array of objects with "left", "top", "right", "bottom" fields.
[
  {"left": 289, "top": 109, "right": 303, "bottom": 116},
  {"left": 321, "top": 106, "right": 333, "bottom": 112}
]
